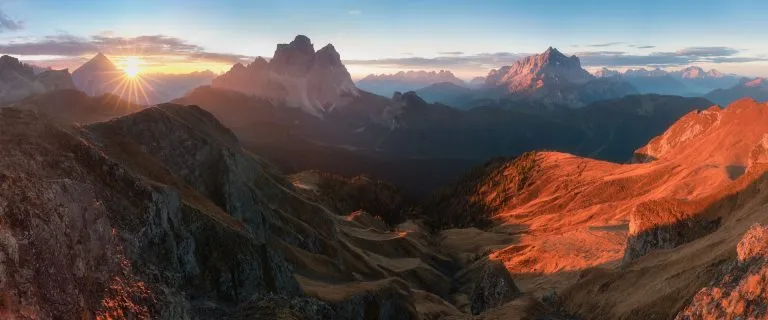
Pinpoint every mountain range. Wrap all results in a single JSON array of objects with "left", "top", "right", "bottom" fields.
[
  {"left": 705, "top": 77, "right": 768, "bottom": 105},
  {"left": 595, "top": 66, "right": 742, "bottom": 97},
  {"left": 5, "top": 33, "right": 768, "bottom": 319},
  {"left": 356, "top": 70, "right": 466, "bottom": 97}
]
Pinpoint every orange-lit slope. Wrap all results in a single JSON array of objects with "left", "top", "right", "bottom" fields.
[{"left": 444, "top": 98, "right": 768, "bottom": 296}]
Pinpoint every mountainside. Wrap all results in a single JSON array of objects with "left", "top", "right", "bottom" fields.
[
  {"left": 482, "top": 47, "right": 637, "bottom": 108},
  {"left": 10, "top": 89, "right": 143, "bottom": 123},
  {"left": 356, "top": 70, "right": 466, "bottom": 97},
  {"left": 705, "top": 77, "right": 768, "bottom": 105},
  {"left": 2, "top": 103, "right": 525, "bottom": 319},
  {"left": 0, "top": 55, "right": 76, "bottom": 104},
  {"left": 623, "top": 74, "right": 693, "bottom": 96},
  {"left": 212, "top": 35, "right": 358, "bottom": 117},
  {"left": 423, "top": 98, "right": 768, "bottom": 319}
]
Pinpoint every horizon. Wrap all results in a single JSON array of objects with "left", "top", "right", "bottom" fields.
[{"left": 2, "top": 0, "right": 768, "bottom": 79}]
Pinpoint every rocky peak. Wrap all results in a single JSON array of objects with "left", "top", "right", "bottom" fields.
[
  {"left": 392, "top": 91, "right": 427, "bottom": 107},
  {"left": 77, "top": 52, "right": 118, "bottom": 72},
  {"left": 315, "top": 44, "right": 343, "bottom": 66},
  {"left": 594, "top": 67, "right": 620, "bottom": 78},
  {"left": 707, "top": 69, "right": 724, "bottom": 78},
  {"left": 678, "top": 66, "right": 706, "bottom": 79},
  {"left": 211, "top": 35, "right": 357, "bottom": 117},
  {"left": 230, "top": 63, "right": 246, "bottom": 72},
  {"left": 744, "top": 77, "right": 768, "bottom": 88},
  {"left": 271, "top": 35, "right": 316, "bottom": 75},
  {"left": 484, "top": 47, "right": 594, "bottom": 92},
  {"left": 0, "top": 54, "right": 35, "bottom": 79}
]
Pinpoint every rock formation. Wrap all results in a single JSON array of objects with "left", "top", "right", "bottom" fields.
[{"left": 212, "top": 35, "right": 359, "bottom": 117}]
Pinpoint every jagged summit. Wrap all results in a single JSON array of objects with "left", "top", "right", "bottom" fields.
[
  {"left": 211, "top": 35, "right": 358, "bottom": 117},
  {"left": 484, "top": 46, "right": 594, "bottom": 92}
]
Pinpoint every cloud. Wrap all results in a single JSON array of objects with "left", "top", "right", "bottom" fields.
[
  {"left": 675, "top": 46, "right": 739, "bottom": 57},
  {"left": 586, "top": 42, "right": 625, "bottom": 47},
  {"left": 438, "top": 51, "right": 464, "bottom": 55},
  {"left": 630, "top": 45, "right": 656, "bottom": 49},
  {"left": 0, "top": 9, "right": 23, "bottom": 32},
  {"left": 345, "top": 46, "right": 768, "bottom": 73},
  {"left": 348, "top": 10, "right": 362, "bottom": 15},
  {"left": 0, "top": 33, "right": 253, "bottom": 65}
]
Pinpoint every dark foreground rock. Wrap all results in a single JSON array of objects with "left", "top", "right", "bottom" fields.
[{"left": 470, "top": 260, "right": 523, "bottom": 315}]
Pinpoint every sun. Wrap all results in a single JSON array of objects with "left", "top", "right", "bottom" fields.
[{"left": 122, "top": 56, "right": 142, "bottom": 78}]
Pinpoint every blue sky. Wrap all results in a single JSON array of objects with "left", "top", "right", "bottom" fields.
[{"left": 1, "top": 0, "right": 768, "bottom": 78}]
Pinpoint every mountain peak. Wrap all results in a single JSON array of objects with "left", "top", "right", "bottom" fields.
[
  {"left": 541, "top": 46, "right": 568, "bottom": 61},
  {"left": 276, "top": 34, "right": 315, "bottom": 56},
  {"left": 77, "top": 53, "right": 118, "bottom": 72},
  {"left": 484, "top": 47, "right": 593, "bottom": 93},
  {"left": 316, "top": 44, "right": 343, "bottom": 66}
]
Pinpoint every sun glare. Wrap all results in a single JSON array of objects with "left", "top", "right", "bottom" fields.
[{"left": 122, "top": 57, "right": 142, "bottom": 78}]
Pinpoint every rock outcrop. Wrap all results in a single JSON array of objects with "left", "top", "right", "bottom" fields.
[
  {"left": 469, "top": 261, "right": 523, "bottom": 315},
  {"left": 676, "top": 224, "right": 768, "bottom": 319}
]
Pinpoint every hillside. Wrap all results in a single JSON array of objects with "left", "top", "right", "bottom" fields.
[{"left": 424, "top": 98, "right": 768, "bottom": 318}]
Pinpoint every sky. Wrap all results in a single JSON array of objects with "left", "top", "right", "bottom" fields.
[{"left": 1, "top": 0, "right": 768, "bottom": 79}]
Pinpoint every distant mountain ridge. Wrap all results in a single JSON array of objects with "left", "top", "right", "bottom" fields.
[
  {"left": 705, "top": 77, "right": 768, "bottom": 105},
  {"left": 592, "top": 66, "right": 741, "bottom": 96},
  {"left": 356, "top": 70, "right": 466, "bottom": 96}
]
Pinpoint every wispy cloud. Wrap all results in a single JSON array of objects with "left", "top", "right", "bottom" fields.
[
  {"left": 0, "top": 9, "right": 23, "bottom": 32},
  {"left": 675, "top": 46, "right": 738, "bottom": 57},
  {"left": 438, "top": 51, "right": 464, "bottom": 55},
  {"left": 0, "top": 33, "right": 253, "bottom": 65},
  {"left": 629, "top": 44, "right": 656, "bottom": 49},
  {"left": 586, "top": 42, "right": 625, "bottom": 47}
]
